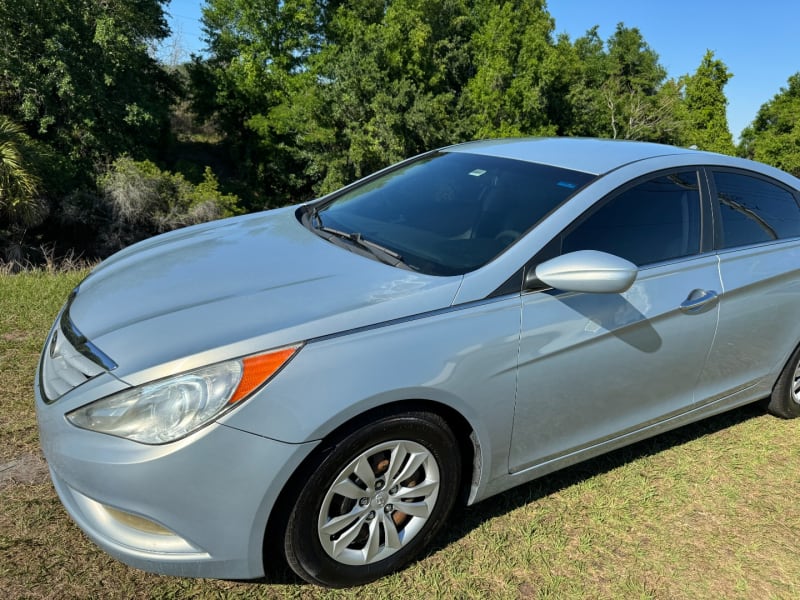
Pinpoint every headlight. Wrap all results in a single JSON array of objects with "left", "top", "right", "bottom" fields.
[{"left": 67, "top": 345, "right": 300, "bottom": 444}]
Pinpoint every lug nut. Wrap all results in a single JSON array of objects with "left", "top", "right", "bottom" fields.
[
  {"left": 366, "top": 511, "right": 376, "bottom": 520},
  {"left": 384, "top": 504, "right": 394, "bottom": 513},
  {"left": 359, "top": 497, "right": 369, "bottom": 506},
  {"left": 389, "top": 485, "right": 399, "bottom": 495},
  {"left": 375, "top": 480, "right": 385, "bottom": 490}
]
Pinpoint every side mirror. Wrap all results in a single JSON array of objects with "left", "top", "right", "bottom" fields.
[{"left": 529, "top": 250, "right": 638, "bottom": 294}]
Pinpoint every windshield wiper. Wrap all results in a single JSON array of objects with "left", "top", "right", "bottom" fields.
[
  {"left": 316, "top": 226, "right": 410, "bottom": 270},
  {"left": 303, "top": 204, "right": 411, "bottom": 269},
  {"left": 302, "top": 204, "right": 323, "bottom": 228}
]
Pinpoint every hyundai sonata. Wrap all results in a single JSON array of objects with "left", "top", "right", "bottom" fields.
[{"left": 36, "top": 138, "right": 800, "bottom": 587}]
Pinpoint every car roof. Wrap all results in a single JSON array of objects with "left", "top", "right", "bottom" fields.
[{"left": 444, "top": 137, "right": 705, "bottom": 176}]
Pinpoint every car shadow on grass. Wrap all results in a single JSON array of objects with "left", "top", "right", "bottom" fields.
[
  {"left": 433, "top": 401, "right": 767, "bottom": 552},
  {"left": 256, "top": 401, "right": 767, "bottom": 586}
]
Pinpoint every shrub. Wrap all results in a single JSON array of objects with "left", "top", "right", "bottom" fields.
[
  {"left": 60, "top": 157, "right": 242, "bottom": 256},
  {"left": 0, "top": 116, "right": 46, "bottom": 228}
]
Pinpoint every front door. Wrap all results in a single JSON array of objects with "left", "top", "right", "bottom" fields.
[{"left": 509, "top": 169, "right": 721, "bottom": 472}]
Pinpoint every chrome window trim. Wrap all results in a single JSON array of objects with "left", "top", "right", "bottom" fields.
[{"left": 705, "top": 166, "right": 800, "bottom": 252}]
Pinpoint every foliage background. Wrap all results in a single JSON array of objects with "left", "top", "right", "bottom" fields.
[{"left": 0, "top": 0, "right": 797, "bottom": 266}]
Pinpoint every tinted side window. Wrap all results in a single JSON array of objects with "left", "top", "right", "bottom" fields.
[
  {"left": 562, "top": 171, "right": 701, "bottom": 266},
  {"left": 714, "top": 171, "right": 800, "bottom": 248}
]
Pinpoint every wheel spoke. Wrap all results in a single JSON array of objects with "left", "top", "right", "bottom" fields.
[
  {"left": 387, "top": 442, "right": 409, "bottom": 484},
  {"left": 331, "top": 477, "right": 366, "bottom": 500},
  {"left": 353, "top": 454, "right": 377, "bottom": 490},
  {"left": 389, "top": 450, "right": 427, "bottom": 487},
  {"left": 330, "top": 514, "right": 369, "bottom": 558},
  {"left": 363, "top": 516, "right": 383, "bottom": 562},
  {"left": 393, "top": 479, "right": 438, "bottom": 500},
  {"left": 319, "top": 505, "right": 368, "bottom": 536},
  {"left": 393, "top": 498, "right": 431, "bottom": 518},
  {"left": 382, "top": 512, "right": 403, "bottom": 550}
]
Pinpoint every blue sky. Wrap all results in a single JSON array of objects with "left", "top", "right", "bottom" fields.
[{"left": 161, "top": 0, "right": 800, "bottom": 141}]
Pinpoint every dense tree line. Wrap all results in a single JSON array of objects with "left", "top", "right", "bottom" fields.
[{"left": 0, "top": 0, "right": 796, "bottom": 267}]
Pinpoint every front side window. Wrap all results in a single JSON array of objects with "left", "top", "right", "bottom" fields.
[
  {"left": 303, "top": 152, "right": 595, "bottom": 275},
  {"left": 714, "top": 171, "right": 800, "bottom": 249},
  {"left": 561, "top": 171, "right": 702, "bottom": 266}
]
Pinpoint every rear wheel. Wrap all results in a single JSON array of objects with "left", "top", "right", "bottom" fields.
[
  {"left": 767, "top": 344, "right": 800, "bottom": 418},
  {"left": 283, "top": 411, "right": 460, "bottom": 587}
]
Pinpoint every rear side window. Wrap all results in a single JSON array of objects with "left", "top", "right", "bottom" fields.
[
  {"left": 714, "top": 171, "right": 800, "bottom": 248},
  {"left": 561, "top": 171, "right": 702, "bottom": 266}
]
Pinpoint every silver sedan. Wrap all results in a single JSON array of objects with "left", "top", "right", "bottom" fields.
[{"left": 36, "top": 138, "right": 800, "bottom": 587}]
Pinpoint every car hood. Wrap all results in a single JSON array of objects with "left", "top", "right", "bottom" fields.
[{"left": 69, "top": 207, "right": 462, "bottom": 383}]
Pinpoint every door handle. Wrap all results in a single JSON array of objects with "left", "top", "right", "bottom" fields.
[{"left": 680, "top": 289, "right": 719, "bottom": 314}]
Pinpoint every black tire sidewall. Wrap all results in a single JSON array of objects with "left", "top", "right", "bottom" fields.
[
  {"left": 284, "top": 412, "right": 461, "bottom": 587},
  {"left": 769, "top": 344, "right": 800, "bottom": 418}
]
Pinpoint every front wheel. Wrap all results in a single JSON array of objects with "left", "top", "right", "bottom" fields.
[
  {"left": 283, "top": 411, "right": 461, "bottom": 587},
  {"left": 767, "top": 343, "right": 800, "bottom": 418}
]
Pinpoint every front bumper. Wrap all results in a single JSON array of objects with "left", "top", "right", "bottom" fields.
[{"left": 35, "top": 373, "right": 317, "bottom": 579}]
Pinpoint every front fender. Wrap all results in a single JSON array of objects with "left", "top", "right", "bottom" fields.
[{"left": 220, "top": 296, "right": 522, "bottom": 500}]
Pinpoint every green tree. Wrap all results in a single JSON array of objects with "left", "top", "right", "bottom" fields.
[
  {"left": 564, "top": 24, "right": 680, "bottom": 142},
  {"left": 188, "top": 0, "right": 324, "bottom": 206},
  {"left": 0, "top": 0, "right": 177, "bottom": 169},
  {"left": 189, "top": 3, "right": 694, "bottom": 204},
  {"left": 458, "top": 0, "right": 560, "bottom": 138},
  {"left": 560, "top": 26, "right": 608, "bottom": 136},
  {"left": 679, "top": 50, "right": 735, "bottom": 154},
  {"left": 739, "top": 73, "right": 800, "bottom": 176},
  {"left": 295, "top": 0, "right": 475, "bottom": 193}
]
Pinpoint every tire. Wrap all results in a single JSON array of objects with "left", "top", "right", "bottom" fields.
[
  {"left": 767, "top": 344, "right": 800, "bottom": 418},
  {"left": 283, "top": 411, "right": 461, "bottom": 587}
]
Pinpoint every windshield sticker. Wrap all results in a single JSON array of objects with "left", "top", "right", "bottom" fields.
[
  {"left": 468, "top": 169, "right": 487, "bottom": 177},
  {"left": 557, "top": 181, "right": 577, "bottom": 189}
]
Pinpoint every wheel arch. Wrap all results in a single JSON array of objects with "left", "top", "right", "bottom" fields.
[
  {"left": 261, "top": 398, "right": 479, "bottom": 574},
  {"left": 767, "top": 338, "right": 800, "bottom": 419}
]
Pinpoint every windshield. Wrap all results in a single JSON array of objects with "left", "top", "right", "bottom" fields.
[{"left": 305, "top": 151, "right": 595, "bottom": 276}]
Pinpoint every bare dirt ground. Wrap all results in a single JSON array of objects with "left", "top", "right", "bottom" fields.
[{"left": 0, "top": 452, "right": 49, "bottom": 490}]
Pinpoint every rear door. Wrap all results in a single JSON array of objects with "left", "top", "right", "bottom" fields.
[{"left": 694, "top": 169, "right": 800, "bottom": 406}]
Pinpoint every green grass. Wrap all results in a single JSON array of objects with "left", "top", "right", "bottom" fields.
[{"left": 2, "top": 272, "right": 800, "bottom": 599}]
